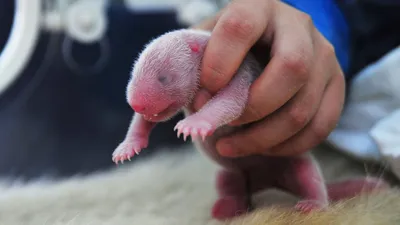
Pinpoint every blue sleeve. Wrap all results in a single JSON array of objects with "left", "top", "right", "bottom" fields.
[{"left": 281, "top": 0, "right": 350, "bottom": 75}]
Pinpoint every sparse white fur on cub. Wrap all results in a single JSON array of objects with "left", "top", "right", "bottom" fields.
[{"left": 112, "top": 28, "right": 388, "bottom": 220}]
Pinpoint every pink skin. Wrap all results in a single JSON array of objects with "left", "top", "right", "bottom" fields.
[
  {"left": 214, "top": 165, "right": 388, "bottom": 219},
  {"left": 112, "top": 113, "right": 156, "bottom": 162},
  {"left": 112, "top": 29, "right": 389, "bottom": 220}
]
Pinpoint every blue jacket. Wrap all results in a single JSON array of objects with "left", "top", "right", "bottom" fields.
[
  {"left": 282, "top": 0, "right": 350, "bottom": 75},
  {"left": 283, "top": 0, "right": 400, "bottom": 79}
]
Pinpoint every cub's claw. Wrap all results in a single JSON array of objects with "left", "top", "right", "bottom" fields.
[
  {"left": 112, "top": 138, "right": 148, "bottom": 164},
  {"left": 112, "top": 153, "right": 132, "bottom": 165},
  {"left": 112, "top": 149, "right": 137, "bottom": 164},
  {"left": 174, "top": 117, "right": 215, "bottom": 141}
]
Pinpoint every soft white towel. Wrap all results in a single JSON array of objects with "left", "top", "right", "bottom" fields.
[{"left": 327, "top": 45, "right": 400, "bottom": 180}]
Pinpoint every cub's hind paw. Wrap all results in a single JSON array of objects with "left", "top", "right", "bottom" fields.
[
  {"left": 211, "top": 196, "right": 248, "bottom": 220},
  {"left": 295, "top": 200, "right": 327, "bottom": 213},
  {"left": 174, "top": 117, "right": 215, "bottom": 141}
]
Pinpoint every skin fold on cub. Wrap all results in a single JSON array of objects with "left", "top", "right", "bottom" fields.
[{"left": 112, "top": 29, "right": 389, "bottom": 220}]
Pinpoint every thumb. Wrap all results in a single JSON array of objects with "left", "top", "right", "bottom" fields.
[{"left": 200, "top": 0, "right": 269, "bottom": 94}]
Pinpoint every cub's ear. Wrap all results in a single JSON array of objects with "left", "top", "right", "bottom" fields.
[
  {"left": 181, "top": 31, "right": 206, "bottom": 54},
  {"left": 188, "top": 42, "right": 200, "bottom": 53},
  {"left": 184, "top": 36, "right": 202, "bottom": 53}
]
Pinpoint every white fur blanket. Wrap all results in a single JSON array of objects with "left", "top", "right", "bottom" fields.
[
  {"left": 0, "top": 144, "right": 381, "bottom": 225},
  {"left": 327, "top": 46, "right": 400, "bottom": 181}
]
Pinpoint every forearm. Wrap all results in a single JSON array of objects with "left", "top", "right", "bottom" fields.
[
  {"left": 112, "top": 113, "right": 156, "bottom": 163},
  {"left": 126, "top": 113, "right": 156, "bottom": 140}
]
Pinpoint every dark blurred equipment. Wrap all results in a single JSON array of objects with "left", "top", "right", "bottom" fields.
[
  {"left": 337, "top": 0, "right": 400, "bottom": 80},
  {"left": 2, "top": 0, "right": 400, "bottom": 180},
  {"left": 0, "top": 1, "right": 186, "bottom": 179}
]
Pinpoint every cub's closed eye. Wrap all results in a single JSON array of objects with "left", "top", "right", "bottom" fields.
[{"left": 158, "top": 75, "right": 168, "bottom": 84}]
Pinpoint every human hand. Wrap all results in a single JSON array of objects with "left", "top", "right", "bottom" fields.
[{"left": 190, "top": 0, "right": 345, "bottom": 157}]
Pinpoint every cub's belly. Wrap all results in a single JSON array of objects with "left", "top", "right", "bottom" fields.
[{"left": 193, "top": 125, "right": 267, "bottom": 171}]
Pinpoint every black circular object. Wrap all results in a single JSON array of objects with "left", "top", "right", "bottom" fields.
[{"left": 0, "top": 3, "right": 186, "bottom": 180}]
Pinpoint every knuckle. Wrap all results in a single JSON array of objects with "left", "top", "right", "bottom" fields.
[
  {"left": 310, "top": 111, "right": 340, "bottom": 143},
  {"left": 236, "top": 106, "right": 262, "bottom": 125},
  {"left": 278, "top": 52, "right": 310, "bottom": 81},
  {"left": 287, "top": 105, "right": 310, "bottom": 129},
  {"left": 202, "top": 61, "right": 230, "bottom": 92},
  {"left": 298, "top": 12, "right": 313, "bottom": 27},
  {"left": 321, "top": 40, "right": 336, "bottom": 59},
  {"left": 337, "top": 69, "right": 346, "bottom": 84},
  {"left": 286, "top": 141, "right": 307, "bottom": 155},
  {"left": 334, "top": 67, "right": 346, "bottom": 85},
  {"left": 246, "top": 104, "right": 265, "bottom": 122},
  {"left": 220, "top": 6, "right": 256, "bottom": 41},
  {"left": 269, "top": 141, "right": 306, "bottom": 156},
  {"left": 204, "top": 63, "right": 226, "bottom": 84},
  {"left": 310, "top": 121, "right": 332, "bottom": 142}
]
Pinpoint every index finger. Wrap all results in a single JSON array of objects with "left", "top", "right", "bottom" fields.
[{"left": 200, "top": 0, "right": 271, "bottom": 94}]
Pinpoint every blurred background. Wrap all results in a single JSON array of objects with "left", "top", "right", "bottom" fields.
[
  {"left": 0, "top": 0, "right": 399, "bottom": 181},
  {"left": 0, "top": 0, "right": 229, "bottom": 180}
]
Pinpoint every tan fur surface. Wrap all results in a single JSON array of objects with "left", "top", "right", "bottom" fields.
[
  {"left": 227, "top": 189, "right": 400, "bottom": 225},
  {"left": 0, "top": 144, "right": 396, "bottom": 225}
]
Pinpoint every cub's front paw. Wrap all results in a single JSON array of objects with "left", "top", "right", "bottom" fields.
[
  {"left": 174, "top": 116, "right": 215, "bottom": 141},
  {"left": 112, "top": 137, "right": 148, "bottom": 164}
]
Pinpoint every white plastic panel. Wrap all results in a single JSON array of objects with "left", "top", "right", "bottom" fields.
[{"left": 0, "top": 0, "right": 41, "bottom": 95}]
